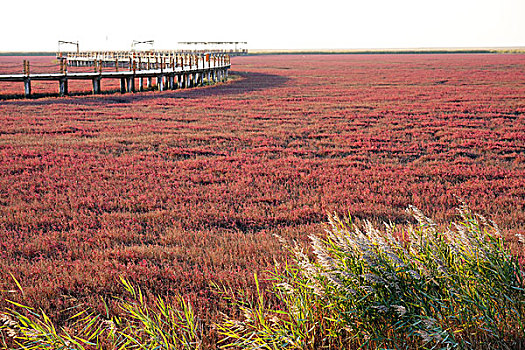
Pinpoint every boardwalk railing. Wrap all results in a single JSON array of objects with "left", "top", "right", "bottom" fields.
[{"left": 0, "top": 51, "right": 231, "bottom": 97}]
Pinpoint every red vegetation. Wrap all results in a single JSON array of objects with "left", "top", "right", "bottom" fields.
[{"left": 0, "top": 54, "right": 524, "bottom": 325}]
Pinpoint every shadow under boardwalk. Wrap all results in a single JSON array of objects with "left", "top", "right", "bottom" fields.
[{"left": 0, "top": 71, "right": 290, "bottom": 106}]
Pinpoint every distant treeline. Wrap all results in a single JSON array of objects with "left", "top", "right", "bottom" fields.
[{"left": 249, "top": 48, "right": 525, "bottom": 55}]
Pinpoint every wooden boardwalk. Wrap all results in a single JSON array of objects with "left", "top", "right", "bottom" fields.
[{"left": 0, "top": 51, "right": 231, "bottom": 97}]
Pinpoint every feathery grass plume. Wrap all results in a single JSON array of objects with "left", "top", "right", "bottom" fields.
[{"left": 218, "top": 205, "right": 525, "bottom": 349}]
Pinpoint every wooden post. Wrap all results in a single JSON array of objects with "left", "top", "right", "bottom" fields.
[
  {"left": 24, "top": 78, "right": 31, "bottom": 97},
  {"left": 139, "top": 77, "right": 144, "bottom": 91},
  {"left": 127, "top": 77, "right": 135, "bottom": 93},
  {"left": 59, "top": 78, "right": 68, "bottom": 96},
  {"left": 92, "top": 78, "right": 101, "bottom": 94},
  {"left": 147, "top": 77, "right": 152, "bottom": 89},
  {"left": 120, "top": 78, "right": 126, "bottom": 93},
  {"left": 158, "top": 75, "right": 164, "bottom": 91}
]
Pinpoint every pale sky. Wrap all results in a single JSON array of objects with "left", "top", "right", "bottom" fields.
[{"left": 1, "top": 0, "right": 524, "bottom": 51}]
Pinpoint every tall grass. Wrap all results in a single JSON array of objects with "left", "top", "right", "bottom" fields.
[
  {"left": 218, "top": 204, "right": 525, "bottom": 349},
  {"left": 0, "top": 277, "right": 201, "bottom": 349},
  {"left": 1, "top": 204, "right": 524, "bottom": 349}
]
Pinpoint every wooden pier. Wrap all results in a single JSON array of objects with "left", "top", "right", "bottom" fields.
[{"left": 0, "top": 51, "right": 231, "bottom": 97}]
